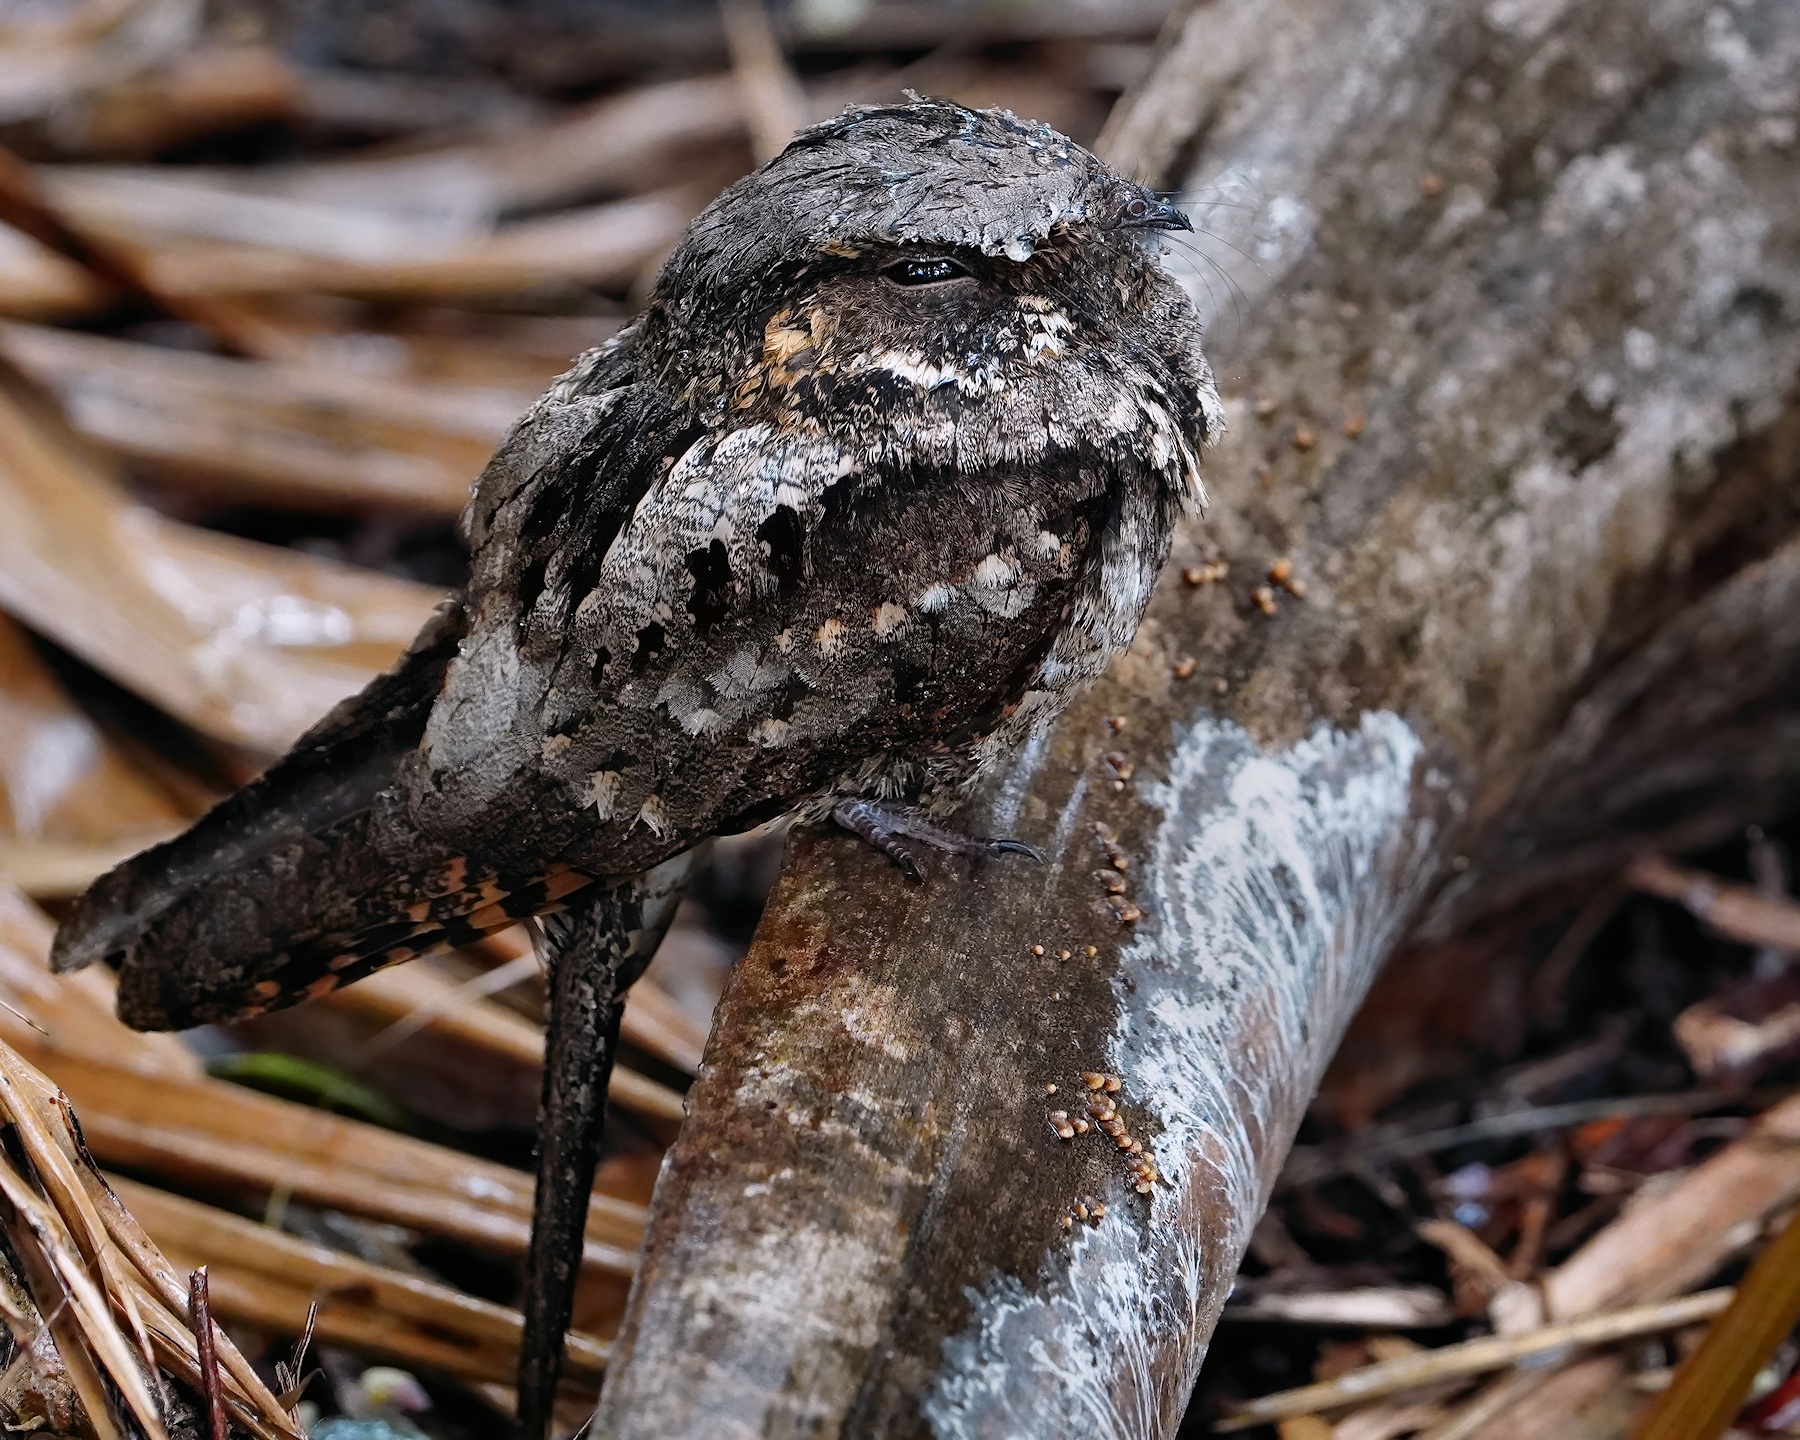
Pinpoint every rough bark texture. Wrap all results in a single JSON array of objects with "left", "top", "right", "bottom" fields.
[{"left": 593, "top": 1, "right": 1800, "bottom": 1436}]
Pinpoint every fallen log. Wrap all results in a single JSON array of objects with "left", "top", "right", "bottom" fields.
[{"left": 592, "top": 0, "right": 1800, "bottom": 1435}]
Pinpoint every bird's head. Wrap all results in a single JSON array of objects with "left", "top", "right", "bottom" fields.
[{"left": 639, "top": 100, "right": 1221, "bottom": 504}]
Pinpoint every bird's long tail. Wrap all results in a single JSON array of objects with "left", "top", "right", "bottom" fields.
[
  {"left": 51, "top": 601, "right": 587, "bottom": 1031},
  {"left": 52, "top": 595, "right": 703, "bottom": 1440},
  {"left": 517, "top": 853, "right": 694, "bottom": 1440}
]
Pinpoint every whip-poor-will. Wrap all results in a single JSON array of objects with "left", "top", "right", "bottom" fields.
[{"left": 52, "top": 99, "right": 1223, "bottom": 1437}]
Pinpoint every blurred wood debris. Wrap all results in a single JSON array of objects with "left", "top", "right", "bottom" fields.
[
  {"left": 0, "top": 365, "right": 443, "bottom": 752},
  {"left": 0, "top": 1020, "right": 299, "bottom": 1440},
  {"left": 0, "top": 321, "right": 533, "bottom": 514},
  {"left": 3, "top": 1, "right": 1800, "bottom": 1437},
  {"left": 1216, "top": 1290, "right": 1737, "bottom": 1432},
  {"left": 0, "top": 890, "right": 650, "bottom": 1272}
]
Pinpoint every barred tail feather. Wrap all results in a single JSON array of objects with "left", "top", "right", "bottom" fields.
[{"left": 51, "top": 601, "right": 594, "bottom": 1031}]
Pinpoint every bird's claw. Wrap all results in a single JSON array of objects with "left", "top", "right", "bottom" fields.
[
  {"left": 832, "top": 799, "right": 1043, "bottom": 879},
  {"left": 984, "top": 837, "right": 1047, "bottom": 863}
]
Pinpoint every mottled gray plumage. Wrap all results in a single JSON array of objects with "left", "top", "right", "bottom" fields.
[
  {"left": 51, "top": 99, "right": 1222, "bottom": 1440},
  {"left": 53, "top": 99, "right": 1221, "bottom": 1029}
]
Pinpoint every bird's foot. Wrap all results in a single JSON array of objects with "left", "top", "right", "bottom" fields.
[{"left": 831, "top": 799, "right": 1045, "bottom": 882}]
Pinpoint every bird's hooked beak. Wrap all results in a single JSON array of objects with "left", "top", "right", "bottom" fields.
[{"left": 1122, "top": 193, "right": 1193, "bottom": 232}]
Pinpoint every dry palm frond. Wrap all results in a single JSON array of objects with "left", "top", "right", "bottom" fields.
[
  {"left": 1, "top": 321, "right": 532, "bottom": 515},
  {"left": 118, "top": 1177, "right": 608, "bottom": 1387},
  {"left": 1627, "top": 853, "right": 1800, "bottom": 956},
  {"left": 0, "top": 613, "right": 190, "bottom": 902},
  {"left": 0, "top": 1033, "right": 300, "bottom": 1440},
  {"left": 467, "top": 926, "right": 710, "bottom": 1075},
  {"left": 0, "top": 142, "right": 294, "bottom": 359},
  {"left": 0, "top": 0, "right": 205, "bottom": 136},
  {"left": 324, "top": 956, "right": 687, "bottom": 1122},
  {"left": 0, "top": 365, "right": 442, "bottom": 752},
  {"left": 1628, "top": 1203, "right": 1800, "bottom": 1440},
  {"left": 1216, "top": 1289, "right": 1735, "bottom": 1431},
  {"left": 0, "top": 890, "right": 204, "bottom": 1081},
  {"left": 0, "top": 900, "right": 612, "bottom": 1396},
  {"left": 0, "top": 889, "right": 619, "bottom": 1399},
  {"left": 0, "top": 889, "right": 648, "bottom": 1275}
]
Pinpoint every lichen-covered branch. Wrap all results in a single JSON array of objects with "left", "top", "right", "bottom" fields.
[{"left": 593, "top": 2, "right": 1800, "bottom": 1435}]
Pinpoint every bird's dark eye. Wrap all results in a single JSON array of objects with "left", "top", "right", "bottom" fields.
[
  {"left": 883, "top": 257, "right": 973, "bottom": 288},
  {"left": 1124, "top": 197, "right": 1151, "bottom": 220}
]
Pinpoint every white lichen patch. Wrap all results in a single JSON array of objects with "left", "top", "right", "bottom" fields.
[
  {"left": 838, "top": 984, "right": 914, "bottom": 1062},
  {"left": 925, "top": 713, "right": 1434, "bottom": 1440},
  {"left": 1543, "top": 146, "right": 1648, "bottom": 238}
]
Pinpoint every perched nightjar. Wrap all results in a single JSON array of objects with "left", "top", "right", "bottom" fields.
[{"left": 52, "top": 100, "right": 1223, "bottom": 1436}]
